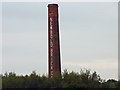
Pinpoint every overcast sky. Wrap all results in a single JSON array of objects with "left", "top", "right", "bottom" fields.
[
  {"left": 0, "top": 2, "right": 2, "bottom": 74},
  {"left": 1, "top": 2, "right": 118, "bottom": 80}
]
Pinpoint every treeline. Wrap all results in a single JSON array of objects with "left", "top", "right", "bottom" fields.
[{"left": 1, "top": 69, "right": 119, "bottom": 88}]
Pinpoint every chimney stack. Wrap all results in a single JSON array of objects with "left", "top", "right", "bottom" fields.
[{"left": 48, "top": 4, "right": 61, "bottom": 78}]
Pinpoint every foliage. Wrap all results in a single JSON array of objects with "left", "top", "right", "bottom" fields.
[{"left": 2, "top": 69, "right": 119, "bottom": 88}]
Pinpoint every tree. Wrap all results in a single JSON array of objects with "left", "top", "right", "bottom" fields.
[{"left": 2, "top": 69, "right": 118, "bottom": 88}]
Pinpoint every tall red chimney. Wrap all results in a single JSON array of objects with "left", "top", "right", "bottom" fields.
[{"left": 48, "top": 4, "right": 61, "bottom": 78}]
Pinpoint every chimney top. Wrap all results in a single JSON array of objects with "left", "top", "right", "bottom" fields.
[{"left": 48, "top": 4, "right": 58, "bottom": 7}]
